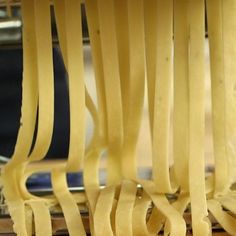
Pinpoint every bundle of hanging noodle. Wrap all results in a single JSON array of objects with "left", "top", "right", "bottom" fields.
[{"left": 2, "top": 0, "right": 236, "bottom": 235}]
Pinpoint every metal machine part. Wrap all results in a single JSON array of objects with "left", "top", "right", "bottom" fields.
[{"left": 0, "top": 1, "right": 89, "bottom": 46}]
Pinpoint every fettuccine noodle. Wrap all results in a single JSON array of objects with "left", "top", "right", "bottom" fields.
[{"left": 1, "top": 0, "right": 236, "bottom": 235}]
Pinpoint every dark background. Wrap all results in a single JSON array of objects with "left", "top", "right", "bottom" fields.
[{"left": 0, "top": 47, "right": 70, "bottom": 159}]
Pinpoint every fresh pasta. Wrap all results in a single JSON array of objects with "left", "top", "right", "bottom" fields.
[{"left": 1, "top": 0, "right": 236, "bottom": 235}]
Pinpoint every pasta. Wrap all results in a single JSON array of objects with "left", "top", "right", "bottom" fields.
[{"left": 1, "top": 0, "right": 236, "bottom": 235}]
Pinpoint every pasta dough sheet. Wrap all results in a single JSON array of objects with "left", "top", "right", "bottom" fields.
[{"left": 1, "top": 0, "right": 236, "bottom": 235}]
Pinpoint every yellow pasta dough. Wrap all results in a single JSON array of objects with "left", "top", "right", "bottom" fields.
[{"left": 1, "top": 0, "right": 236, "bottom": 235}]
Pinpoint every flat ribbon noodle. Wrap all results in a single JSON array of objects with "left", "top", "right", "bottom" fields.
[
  {"left": 152, "top": 0, "right": 177, "bottom": 194},
  {"left": 173, "top": 0, "right": 189, "bottom": 192},
  {"left": 3, "top": 1, "right": 236, "bottom": 235},
  {"left": 52, "top": 1, "right": 86, "bottom": 235},
  {"left": 188, "top": 0, "right": 211, "bottom": 234}
]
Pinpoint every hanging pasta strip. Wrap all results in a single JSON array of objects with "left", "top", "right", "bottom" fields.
[
  {"left": 132, "top": 193, "right": 164, "bottom": 235},
  {"left": 115, "top": 180, "right": 137, "bottom": 236},
  {"left": 96, "top": 0, "right": 123, "bottom": 185},
  {"left": 113, "top": 0, "right": 129, "bottom": 127},
  {"left": 84, "top": 0, "right": 108, "bottom": 147},
  {"left": 146, "top": 207, "right": 165, "bottom": 235},
  {"left": 132, "top": 193, "right": 150, "bottom": 236},
  {"left": 85, "top": 93, "right": 100, "bottom": 152},
  {"left": 1, "top": 0, "right": 39, "bottom": 234},
  {"left": 3, "top": 0, "right": 38, "bottom": 176},
  {"left": 93, "top": 186, "right": 116, "bottom": 236},
  {"left": 208, "top": 199, "right": 236, "bottom": 235},
  {"left": 51, "top": 169, "right": 86, "bottom": 236},
  {"left": 115, "top": 1, "right": 146, "bottom": 233},
  {"left": 51, "top": 1, "right": 87, "bottom": 235},
  {"left": 163, "top": 193, "right": 190, "bottom": 235},
  {"left": 206, "top": 0, "right": 228, "bottom": 196},
  {"left": 17, "top": 0, "right": 57, "bottom": 212},
  {"left": 169, "top": 1, "right": 194, "bottom": 228},
  {"left": 207, "top": 1, "right": 236, "bottom": 232},
  {"left": 53, "top": 0, "right": 85, "bottom": 172},
  {"left": 27, "top": 0, "right": 54, "bottom": 162},
  {"left": 152, "top": 0, "right": 176, "bottom": 193},
  {"left": 173, "top": 0, "right": 189, "bottom": 191},
  {"left": 144, "top": 192, "right": 188, "bottom": 235},
  {"left": 122, "top": 0, "right": 145, "bottom": 180},
  {"left": 23, "top": 199, "right": 52, "bottom": 236},
  {"left": 84, "top": 0, "right": 108, "bottom": 195},
  {"left": 1, "top": 185, "right": 27, "bottom": 236},
  {"left": 19, "top": 0, "right": 55, "bottom": 200},
  {"left": 140, "top": 180, "right": 186, "bottom": 236},
  {"left": 83, "top": 1, "right": 110, "bottom": 233},
  {"left": 81, "top": 95, "right": 100, "bottom": 234},
  {"left": 143, "top": 0, "right": 157, "bottom": 132},
  {"left": 25, "top": 200, "right": 52, "bottom": 236},
  {"left": 53, "top": 0, "right": 102, "bottom": 201},
  {"left": 95, "top": 0, "right": 144, "bottom": 232},
  {"left": 114, "top": 0, "right": 145, "bottom": 179},
  {"left": 23, "top": 0, "right": 55, "bottom": 234},
  {"left": 51, "top": 0, "right": 98, "bottom": 153},
  {"left": 113, "top": 0, "right": 133, "bottom": 178},
  {"left": 222, "top": 0, "right": 236, "bottom": 190},
  {"left": 188, "top": 0, "right": 211, "bottom": 235},
  {"left": 24, "top": 205, "right": 33, "bottom": 236}
]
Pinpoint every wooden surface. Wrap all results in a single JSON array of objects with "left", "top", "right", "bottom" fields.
[{"left": 0, "top": 217, "right": 230, "bottom": 235}]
